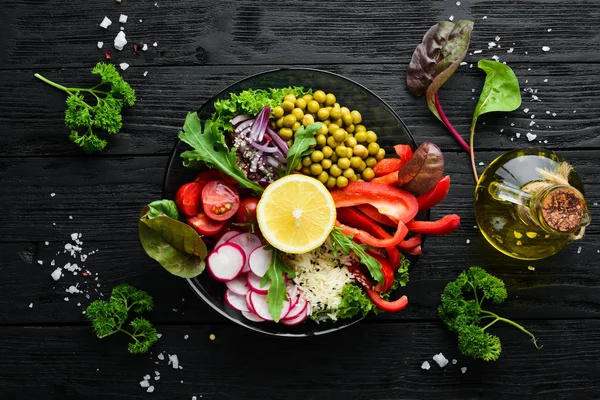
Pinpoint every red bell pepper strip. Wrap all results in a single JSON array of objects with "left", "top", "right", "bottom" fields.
[
  {"left": 371, "top": 254, "right": 394, "bottom": 292},
  {"left": 356, "top": 205, "right": 397, "bottom": 228},
  {"left": 336, "top": 220, "right": 409, "bottom": 248},
  {"left": 366, "top": 287, "right": 409, "bottom": 312},
  {"left": 406, "top": 214, "right": 460, "bottom": 235},
  {"left": 397, "top": 234, "right": 422, "bottom": 251},
  {"left": 330, "top": 182, "right": 419, "bottom": 224},
  {"left": 370, "top": 171, "right": 400, "bottom": 186},
  {"left": 373, "top": 158, "right": 404, "bottom": 177},
  {"left": 337, "top": 207, "right": 401, "bottom": 269},
  {"left": 394, "top": 144, "right": 414, "bottom": 161},
  {"left": 416, "top": 175, "right": 451, "bottom": 211},
  {"left": 404, "top": 244, "right": 422, "bottom": 255}
]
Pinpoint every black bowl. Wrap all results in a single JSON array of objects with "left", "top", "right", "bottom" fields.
[{"left": 163, "top": 68, "right": 419, "bottom": 337}]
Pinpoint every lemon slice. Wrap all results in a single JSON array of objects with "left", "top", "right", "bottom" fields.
[{"left": 257, "top": 175, "right": 336, "bottom": 254}]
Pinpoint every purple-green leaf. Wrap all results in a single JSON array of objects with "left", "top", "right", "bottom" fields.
[{"left": 397, "top": 142, "right": 445, "bottom": 196}]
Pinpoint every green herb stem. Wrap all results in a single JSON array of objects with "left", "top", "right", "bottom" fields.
[{"left": 481, "top": 310, "right": 543, "bottom": 349}]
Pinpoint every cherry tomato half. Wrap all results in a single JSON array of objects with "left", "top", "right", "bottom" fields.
[
  {"left": 195, "top": 170, "right": 238, "bottom": 188},
  {"left": 202, "top": 180, "right": 240, "bottom": 221},
  {"left": 175, "top": 182, "right": 203, "bottom": 217},
  {"left": 236, "top": 197, "right": 259, "bottom": 224},
  {"left": 187, "top": 213, "right": 226, "bottom": 237}
]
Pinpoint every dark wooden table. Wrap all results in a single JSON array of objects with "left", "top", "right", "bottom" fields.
[{"left": 2, "top": 1, "right": 599, "bottom": 399}]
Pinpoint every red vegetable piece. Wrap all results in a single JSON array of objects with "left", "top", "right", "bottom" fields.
[
  {"left": 366, "top": 287, "right": 408, "bottom": 312},
  {"left": 336, "top": 220, "right": 409, "bottom": 248},
  {"left": 236, "top": 197, "right": 259, "bottom": 226},
  {"left": 416, "top": 175, "right": 451, "bottom": 211},
  {"left": 397, "top": 234, "right": 422, "bottom": 251},
  {"left": 373, "top": 158, "right": 405, "bottom": 177},
  {"left": 175, "top": 182, "right": 203, "bottom": 216},
  {"left": 330, "top": 182, "right": 419, "bottom": 224},
  {"left": 356, "top": 205, "right": 396, "bottom": 228},
  {"left": 404, "top": 245, "right": 422, "bottom": 255},
  {"left": 370, "top": 171, "right": 400, "bottom": 186},
  {"left": 394, "top": 144, "right": 414, "bottom": 161},
  {"left": 406, "top": 214, "right": 460, "bottom": 235},
  {"left": 373, "top": 255, "right": 394, "bottom": 293},
  {"left": 187, "top": 213, "right": 226, "bottom": 236},
  {"left": 195, "top": 170, "right": 238, "bottom": 188},
  {"left": 202, "top": 180, "right": 240, "bottom": 221}
]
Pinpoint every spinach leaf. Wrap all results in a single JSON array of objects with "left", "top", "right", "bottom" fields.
[
  {"left": 469, "top": 60, "right": 521, "bottom": 180},
  {"left": 284, "top": 122, "right": 322, "bottom": 175},
  {"left": 260, "top": 248, "right": 296, "bottom": 322},
  {"left": 178, "top": 113, "right": 264, "bottom": 194},
  {"left": 139, "top": 200, "right": 207, "bottom": 278}
]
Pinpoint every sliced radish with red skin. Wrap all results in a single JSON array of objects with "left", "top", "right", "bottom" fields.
[
  {"left": 241, "top": 311, "right": 264, "bottom": 322},
  {"left": 246, "top": 291, "right": 255, "bottom": 313},
  {"left": 215, "top": 231, "right": 242, "bottom": 248},
  {"left": 247, "top": 272, "right": 269, "bottom": 294},
  {"left": 229, "top": 233, "right": 263, "bottom": 273},
  {"left": 286, "top": 283, "right": 299, "bottom": 307},
  {"left": 283, "top": 297, "right": 307, "bottom": 321},
  {"left": 206, "top": 243, "right": 245, "bottom": 282},
  {"left": 225, "top": 289, "right": 249, "bottom": 312},
  {"left": 248, "top": 245, "right": 272, "bottom": 277},
  {"left": 281, "top": 306, "right": 308, "bottom": 326},
  {"left": 225, "top": 273, "right": 249, "bottom": 296},
  {"left": 249, "top": 292, "right": 290, "bottom": 321}
]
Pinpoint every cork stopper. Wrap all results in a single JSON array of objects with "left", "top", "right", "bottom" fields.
[{"left": 541, "top": 188, "right": 585, "bottom": 232}]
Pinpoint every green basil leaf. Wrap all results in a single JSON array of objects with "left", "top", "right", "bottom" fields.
[{"left": 139, "top": 202, "right": 207, "bottom": 278}]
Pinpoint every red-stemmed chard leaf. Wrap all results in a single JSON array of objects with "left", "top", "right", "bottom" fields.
[{"left": 397, "top": 142, "right": 445, "bottom": 196}]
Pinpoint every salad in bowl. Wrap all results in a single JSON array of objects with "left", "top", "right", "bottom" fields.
[{"left": 139, "top": 68, "right": 460, "bottom": 336}]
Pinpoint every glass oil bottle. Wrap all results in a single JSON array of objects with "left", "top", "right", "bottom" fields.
[{"left": 474, "top": 148, "right": 591, "bottom": 260}]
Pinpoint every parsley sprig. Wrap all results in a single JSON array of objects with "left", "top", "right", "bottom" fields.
[
  {"left": 34, "top": 62, "right": 136, "bottom": 152},
  {"left": 86, "top": 284, "right": 158, "bottom": 354}
]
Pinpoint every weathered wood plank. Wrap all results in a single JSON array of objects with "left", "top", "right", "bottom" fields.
[
  {"left": 1, "top": 321, "right": 599, "bottom": 399},
  {"left": 1, "top": 0, "right": 599, "bottom": 70},
  {"left": 1, "top": 63, "right": 598, "bottom": 157}
]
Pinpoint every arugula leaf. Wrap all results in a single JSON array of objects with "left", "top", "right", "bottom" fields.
[
  {"left": 178, "top": 113, "right": 264, "bottom": 194},
  {"left": 285, "top": 122, "right": 322, "bottom": 175},
  {"left": 329, "top": 227, "right": 384, "bottom": 285},
  {"left": 469, "top": 60, "right": 521, "bottom": 181},
  {"left": 260, "top": 248, "right": 296, "bottom": 322}
]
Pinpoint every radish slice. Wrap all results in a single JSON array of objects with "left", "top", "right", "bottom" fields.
[
  {"left": 249, "top": 292, "right": 290, "bottom": 321},
  {"left": 215, "top": 231, "right": 242, "bottom": 248},
  {"left": 283, "top": 297, "right": 307, "bottom": 321},
  {"left": 247, "top": 272, "right": 269, "bottom": 294},
  {"left": 225, "top": 289, "right": 249, "bottom": 312},
  {"left": 249, "top": 245, "right": 272, "bottom": 277},
  {"left": 287, "top": 283, "right": 299, "bottom": 307},
  {"left": 225, "top": 273, "right": 249, "bottom": 295},
  {"left": 242, "top": 311, "right": 265, "bottom": 322},
  {"left": 281, "top": 306, "right": 308, "bottom": 326},
  {"left": 228, "top": 233, "right": 263, "bottom": 273},
  {"left": 206, "top": 243, "right": 245, "bottom": 282},
  {"left": 246, "top": 291, "right": 255, "bottom": 313}
]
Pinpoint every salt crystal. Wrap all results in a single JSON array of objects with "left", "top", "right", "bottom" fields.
[
  {"left": 526, "top": 133, "right": 537, "bottom": 141},
  {"left": 432, "top": 353, "right": 449, "bottom": 367},
  {"left": 114, "top": 31, "right": 127, "bottom": 51},
  {"left": 144, "top": 374, "right": 151, "bottom": 380},
  {"left": 71, "top": 233, "right": 78, "bottom": 241},
  {"left": 577, "top": 246, "right": 582, "bottom": 254},
  {"left": 37, "top": 260, "right": 43, "bottom": 265},
  {"left": 460, "top": 62, "right": 467, "bottom": 66},
  {"left": 478, "top": 162, "right": 484, "bottom": 166},
  {"left": 119, "top": 14, "right": 128, "bottom": 23},
  {"left": 529, "top": 120, "right": 536, "bottom": 126},
  {"left": 456, "top": 1, "right": 461, "bottom": 5},
  {"left": 29, "top": 303, "right": 33, "bottom": 308},
  {"left": 97, "top": 41, "right": 104, "bottom": 49},
  {"left": 452, "top": 359, "right": 457, "bottom": 365},
  {"left": 482, "top": 15, "right": 487, "bottom": 19},
  {"left": 66, "top": 285, "right": 80, "bottom": 294},
  {"left": 515, "top": 132, "right": 521, "bottom": 138},
  {"left": 143, "top": 71, "right": 148, "bottom": 77},
  {"left": 140, "top": 19, "right": 143, "bottom": 23},
  {"left": 51, "top": 268, "right": 62, "bottom": 281},
  {"left": 153, "top": 42, "right": 158, "bottom": 47},
  {"left": 50, "top": 259, "right": 55, "bottom": 266},
  {"left": 552, "top": 112, "right": 557, "bottom": 117},
  {"left": 466, "top": 239, "right": 470, "bottom": 244},
  {"left": 449, "top": 15, "right": 454, "bottom": 21},
  {"left": 142, "top": 43, "right": 148, "bottom": 51},
  {"left": 543, "top": 79, "right": 548, "bottom": 83},
  {"left": 524, "top": 108, "right": 529, "bottom": 113},
  {"left": 500, "top": 129, "right": 504, "bottom": 133},
  {"left": 157, "top": 353, "right": 165, "bottom": 360},
  {"left": 64, "top": 297, "right": 69, "bottom": 302},
  {"left": 547, "top": 28, "right": 552, "bottom": 32},
  {"left": 510, "top": 123, "right": 515, "bottom": 126},
  {"left": 532, "top": 95, "right": 540, "bottom": 101},
  {"left": 531, "top": 114, "right": 535, "bottom": 119},
  {"left": 488, "top": 42, "right": 496, "bottom": 48},
  {"left": 471, "top": 88, "right": 475, "bottom": 93},
  {"left": 528, "top": 266, "right": 535, "bottom": 271},
  {"left": 69, "top": 215, "right": 73, "bottom": 220},
  {"left": 495, "top": 36, "right": 501, "bottom": 41},
  {"left": 99, "top": 16, "right": 112, "bottom": 29},
  {"left": 542, "top": 46, "right": 550, "bottom": 52},
  {"left": 119, "top": 62, "right": 129, "bottom": 71},
  {"left": 473, "top": 50, "right": 483, "bottom": 54},
  {"left": 544, "top": 140, "right": 548, "bottom": 144},
  {"left": 421, "top": 361, "right": 431, "bottom": 370},
  {"left": 51, "top": 192, "right": 56, "bottom": 197},
  {"left": 184, "top": 334, "right": 189, "bottom": 340},
  {"left": 168, "top": 354, "right": 180, "bottom": 369},
  {"left": 140, "top": 380, "right": 150, "bottom": 388},
  {"left": 193, "top": 397, "right": 197, "bottom": 400},
  {"left": 157, "top": 333, "right": 163, "bottom": 338},
  {"left": 461, "top": 367, "right": 467, "bottom": 374}
]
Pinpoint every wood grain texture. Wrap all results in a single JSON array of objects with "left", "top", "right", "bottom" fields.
[
  {"left": 1, "top": 0, "right": 599, "bottom": 70},
  {"left": 1, "top": 321, "right": 599, "bottom": 400},
  {"left": 1, "top": 63, "right": 598, "bottom": 156}
]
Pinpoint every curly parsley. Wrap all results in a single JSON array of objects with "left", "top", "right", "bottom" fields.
[{"left": 34, "top": 62, "right": 136, "bottom": 152}]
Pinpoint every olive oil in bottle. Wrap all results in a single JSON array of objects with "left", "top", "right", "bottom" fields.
[{"left": 474, "top": 148, "right": 591, "bottom": 260}]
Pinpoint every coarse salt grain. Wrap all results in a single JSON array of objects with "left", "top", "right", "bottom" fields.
[
  {"left": 524, "top": 108, "right": 529, "bottom": 113},
  {"left": 157, "top": 353, "right": 165, "bottom": 360},
  {"left": 452, "top": 359, "right": 457, "bottom": 365},
  {"left": 51, "top": 192, "right": 56, "bottom": 197},
  {"left": 140, "top": 380, "right": 150, "bottom": 388},
  {"left": 456, "top": 1, "right": 461, "bottom": 5},
  {"left": 526, "top": 133, "right": 537, "bottom": 141},
  {"left": 38, "top": 260, "right": 43, "bottom": 265},
  {"left": 100, "top": 16, "right": 112, "bottom": 29},
  {"left": 507, "top": 48, "right": 514, "bottom": 54},
  {"left": 577, "top": 246, "right": 582, "bottom": 254},
  {"left": 184, "top": 334, "right": 189, "bottom": 340},
  {"left": 542, "top": 46, "right": 550, "bottom": 52},
  {"left": 143, "top": 71, "right": 148, "bottom": 77},
  {"left": 119, "top": 14, "right": 128, "bottom": 23},
  {"left": 478, "top": 162, "right": 484, "bottom": 166},
  {"left": 449, "top": 15, "right": 454, "bottom": 21},
  {"left": 495, "top": 36, "right": 501, "bottom": 41},
  {"left": 97, "top": 41, "right": 104, "bottom": 49},
  {"left": 153, "top": 42, "right": 158, "bottom": 47},
  {"left": 466, "top": 239, "right": 470, "bottom": 244},
  {"left": 114, "top": 31, "right": 127, "bottom": 51},
  {"left": 168, "top": 354, "right": 179, "bottom": 369},
  {"left": 433, "top": 353, "right": 449, "bottom": 368},
  {"left": 51, "top": 267, "right": 62, "bottom": 281},
  {"left": 461, "top": 367, "right": 467, "bottom": 374},
  {"left": 142, "top": 43, "right": 148, "bottom": 51},
  {"left": 473, "top": 50, "right": 482, "bottom": 54},
  {"left": 421, "top": 361, "right": 431, "bottom": 370},
  {"left": 516, "top": 132, "right": 521, "bottom": 138},
  {"left": 147, "top": 386, "right": 154, "bottom": 393},
  {"left": 528, "top": 266, "right": 535, "bottom": 271},
  {"left": 120, "top": 63, "right": 129, "bottom": 71},
  {"left": 29, "top": 303, "right": 33, "bottom": 308}
]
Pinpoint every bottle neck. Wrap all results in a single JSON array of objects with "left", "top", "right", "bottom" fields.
[{"left": 529, "top": 185, "right": 589, "bottom": 235}]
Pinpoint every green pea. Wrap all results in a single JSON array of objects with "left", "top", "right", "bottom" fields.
[
  {"left": 327, "top": 136, "right": 340, "bottom": 148},
  {"left": 337, "top": 157, "right": 350, "bottom": 170},
  {"left": 362, "top": 167, "right": 375, "bottom": 181},
  {"left": 313, "top": 90, "right": 327, "bottom": 104},
  {"left": 317, "top": 171, "right": 329, "bottom": 183},
  {"left": 283, "top": 114, "right": 297, "bottom": 128},
  {"left": 302, "top": 156, "right": 312, "bottom": 167},
  {"left": 328, "top": 123, "right": 340, "bottom": 135},
  {"left": 317, "top": 108, "right": 330, "bottom": 121},
  {"left": 316, "top": 134, "right": 326, "bottom": 147},
  {"left": 375, "top": 148, "right": 386, "bottom": 161},
  {"left": 295, "top": 162, "right": 303, "bottom": 171},
  {"left": 326, "top": 176, "right": 337, "bottom": 189},
  {"left": 346, "top": 124, "right": 355, "bottom": 133},
  {"left": 333, "top": 129, "right": 347, "bottom": 143},
  {"left": 307, "top": 100, "right": 320, "bottom": 114},
  {"left": 345, "top": 136, "right": 357, "bottom": 148},
  {"left": 367, "top": 142, "right": 380, "bottom": 156},
  {"left": 302, "top": 114, "right": 315, "bottom": 127},
  {"left": 355, "top": 124, "right": 366, "bottom": 133},
  {"left": 366, "top": 130, "right": 378, "bottom": 143},
  {"left": 301, "top": 166, "right": 311, "bottom": 175},
  {"left": 295, "top": 98, "right": 307, "bottom": 110},
  {"left": 325, "top": 93, "right": 336, "bottom": 106},
  {"left": 330, "top": 153, "right": 339, "bottom": 163},
  {"left": 350, "top": 110, "right": 362, "bottom": 124},
  {"left": 318, "top": 123, "right": 329, "bottom": 136},
  {"left": 292, "top": 121, "right": 301, "bottom": 132},
  {"left": 365, "top": 156, "right": 377, "bottom": 168},
  {"left": 282, "top": 100, "right": 295, "bottom": 112},
  {"left": 292, "top": 108, "right": 304, "bottom": 121},
  {"left": 354, "top": 130, "right": 367, "bottom": 143},
  {"left": 284, "top": 94, "right": 297, "bottom": 103},
  {"left": 322, "top": 146, "right": 333, "bottom": 158},
  {"left": 350, "top": 156, "right": 362, "bottom": 169},
  {"left": 279, "top": 128, "right": 293, "bottom": 140},
  {"left": 311, "top": 150, "right": 324, "bottom": 162},
  {"left": 302, "top": 94, "right": 313, "bottom": 103},
  {"left": 321, "top": 159, "right": 332, "bottom": 169},
  {"left": 310, "top": 163, "right": 323, "bottom": 176},
  {"left": 350, "top": 174, "right": 358, "bottom": 182},
  {"left": 330, "top": 107, "right": 342, "bottom": 120},
  {"left": 336, "top": 176, "right": 349, "bottom": 188},
  {"left": 346, "top": 147, "right": 353, "bottom": 158},
  {"left": 273, "top": 106, "right": 284, "bottom": 119},
  {"left": 335, "top": 145, "right": 348, "bottom": 157},
  {"left": 356, "top": 160, "right": 366, "bottom": 172},
  {"left": 342, "top": 113, "right": 353, "bottom": 126},
  {"left": 353, "top": 144, "right": 368, "bottom": 158},
  {"left": 330, "top": 164, "right": 342, "bottom": 177},
  {"left": 342, "top": 168, "right": 355, "bottom": 179}
]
